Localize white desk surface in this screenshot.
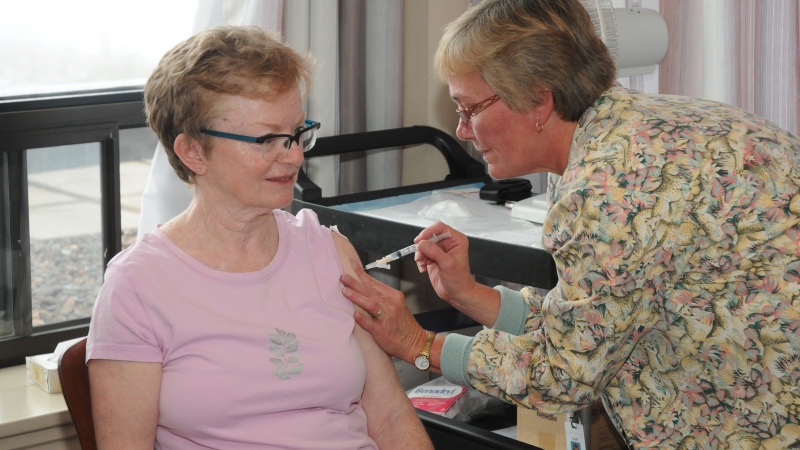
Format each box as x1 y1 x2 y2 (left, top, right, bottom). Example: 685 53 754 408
333 184 545 250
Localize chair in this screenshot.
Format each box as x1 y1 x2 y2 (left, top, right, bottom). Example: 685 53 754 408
57 337 97 450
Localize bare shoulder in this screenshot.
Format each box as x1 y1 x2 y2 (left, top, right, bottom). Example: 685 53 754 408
330 231 370 317
331 231 360 277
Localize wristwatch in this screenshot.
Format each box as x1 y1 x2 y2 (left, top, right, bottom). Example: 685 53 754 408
414 330 436 371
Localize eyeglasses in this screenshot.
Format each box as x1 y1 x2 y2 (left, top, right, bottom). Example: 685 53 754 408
456 95 500 125
200 119 321 158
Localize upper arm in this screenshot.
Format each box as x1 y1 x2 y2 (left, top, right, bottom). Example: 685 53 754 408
332 231 407 423
332 232 432 448
89 359 161 449
332 232 370 318
354 327 432 449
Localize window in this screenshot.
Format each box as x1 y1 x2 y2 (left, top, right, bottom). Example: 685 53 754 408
0 0 198 99
0 93 152 366
28 143 104 328
0 1 197 367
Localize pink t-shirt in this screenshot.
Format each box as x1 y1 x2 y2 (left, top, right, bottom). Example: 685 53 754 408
87 209 376 450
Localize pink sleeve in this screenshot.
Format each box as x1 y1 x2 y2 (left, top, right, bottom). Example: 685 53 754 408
86 265 164 364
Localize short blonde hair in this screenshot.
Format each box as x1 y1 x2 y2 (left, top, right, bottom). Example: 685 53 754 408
435 0 616 122
144 25 315 184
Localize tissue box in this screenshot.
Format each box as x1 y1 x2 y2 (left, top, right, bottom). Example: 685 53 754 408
26 353 62 393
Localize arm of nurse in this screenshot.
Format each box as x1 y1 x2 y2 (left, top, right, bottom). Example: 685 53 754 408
89 359 162 449
334 234 433 450
414 222 501 327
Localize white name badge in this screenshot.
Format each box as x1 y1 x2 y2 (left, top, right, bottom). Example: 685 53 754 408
564 414 587 450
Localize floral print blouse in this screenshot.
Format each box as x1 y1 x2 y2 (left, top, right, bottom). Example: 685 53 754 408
463 86 800 449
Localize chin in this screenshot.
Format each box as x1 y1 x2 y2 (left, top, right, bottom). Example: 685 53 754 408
487 165 513 180
274 193 294 211
488 162 532 180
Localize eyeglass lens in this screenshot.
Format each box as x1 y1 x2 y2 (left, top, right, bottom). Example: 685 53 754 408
266 125 318 157
457 95 499 124
284 128 317 151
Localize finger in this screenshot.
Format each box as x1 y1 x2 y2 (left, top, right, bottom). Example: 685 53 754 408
414 245 433 273
353 267 399 299
416 239 448 263
341 265 378 294
348 259 382 289
342 285 378 315
341 273 359 289
353 310 378 333
415 222 451 243
340 275 367 299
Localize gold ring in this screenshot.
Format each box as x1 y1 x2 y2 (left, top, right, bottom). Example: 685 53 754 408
373 307 383 318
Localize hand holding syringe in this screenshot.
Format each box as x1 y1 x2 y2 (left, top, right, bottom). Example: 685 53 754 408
364 230 452 270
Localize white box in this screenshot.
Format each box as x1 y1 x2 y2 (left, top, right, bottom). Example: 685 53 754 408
511 193 549 224
26 353 61 393
25 336 87 394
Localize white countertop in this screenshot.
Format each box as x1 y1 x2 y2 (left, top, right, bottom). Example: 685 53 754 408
0 364 73 438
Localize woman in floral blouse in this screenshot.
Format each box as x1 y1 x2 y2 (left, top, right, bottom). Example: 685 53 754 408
342 0 800 448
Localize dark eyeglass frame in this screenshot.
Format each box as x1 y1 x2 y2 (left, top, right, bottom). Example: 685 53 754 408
456 95 500 125
200 119 321 152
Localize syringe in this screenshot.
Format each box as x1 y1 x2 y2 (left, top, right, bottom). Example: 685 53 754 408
364 230 452 270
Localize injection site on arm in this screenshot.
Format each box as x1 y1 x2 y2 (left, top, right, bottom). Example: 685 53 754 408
365 231 451 270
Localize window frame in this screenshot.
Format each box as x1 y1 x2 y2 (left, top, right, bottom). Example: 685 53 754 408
0 89 146 368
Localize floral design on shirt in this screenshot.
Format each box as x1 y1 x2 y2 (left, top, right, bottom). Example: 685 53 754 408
465 86 800 449
268 328 304 380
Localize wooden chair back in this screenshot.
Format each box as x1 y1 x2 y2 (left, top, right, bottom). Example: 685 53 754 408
57 337 97 450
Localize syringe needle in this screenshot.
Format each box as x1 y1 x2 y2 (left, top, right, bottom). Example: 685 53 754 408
364 230 451 270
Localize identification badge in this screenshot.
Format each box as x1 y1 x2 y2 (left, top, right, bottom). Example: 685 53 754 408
564 412 587 450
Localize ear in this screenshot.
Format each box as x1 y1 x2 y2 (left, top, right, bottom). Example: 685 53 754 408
173 133 208 176
534 91 556 126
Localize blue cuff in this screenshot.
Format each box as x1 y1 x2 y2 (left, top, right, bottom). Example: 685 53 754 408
440 333 474 387
492 285 526 336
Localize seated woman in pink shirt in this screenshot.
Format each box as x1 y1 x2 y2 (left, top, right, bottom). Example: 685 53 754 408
86 25 432 450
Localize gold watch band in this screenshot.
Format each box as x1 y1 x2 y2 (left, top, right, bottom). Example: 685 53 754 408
419 330 435 358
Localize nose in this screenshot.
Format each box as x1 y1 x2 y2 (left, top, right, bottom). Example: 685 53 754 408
455 119 474 141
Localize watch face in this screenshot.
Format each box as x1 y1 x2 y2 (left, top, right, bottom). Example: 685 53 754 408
415 355 430 370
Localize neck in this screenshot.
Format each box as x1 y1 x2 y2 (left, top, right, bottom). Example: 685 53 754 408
187 199 275 246
543 118 578 175
162 193 280 272
557 120 578 174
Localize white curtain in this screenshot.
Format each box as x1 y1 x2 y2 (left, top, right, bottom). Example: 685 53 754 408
283 1 339 197
364 1 404 192
659 0 799 135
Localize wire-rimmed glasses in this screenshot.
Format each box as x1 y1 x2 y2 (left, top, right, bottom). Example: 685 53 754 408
200 119 321 158
456 95 500 125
